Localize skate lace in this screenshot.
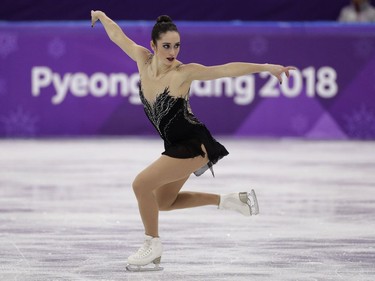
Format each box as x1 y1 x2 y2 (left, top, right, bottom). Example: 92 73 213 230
134 240 153 258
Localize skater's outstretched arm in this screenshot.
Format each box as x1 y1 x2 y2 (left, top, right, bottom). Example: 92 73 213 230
91 10 150 64
181 62 296 84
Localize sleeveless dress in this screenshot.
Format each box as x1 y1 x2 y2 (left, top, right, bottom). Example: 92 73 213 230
139 84 229 176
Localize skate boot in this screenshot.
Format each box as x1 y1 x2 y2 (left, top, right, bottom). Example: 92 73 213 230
219 189 259 216
126 235 163 272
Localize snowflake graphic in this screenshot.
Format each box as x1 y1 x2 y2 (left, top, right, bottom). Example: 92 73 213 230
48 37 66 59
0 32 18 58
1 107 39 138
344 105 375 139
249 36 268 56
0 78 6 96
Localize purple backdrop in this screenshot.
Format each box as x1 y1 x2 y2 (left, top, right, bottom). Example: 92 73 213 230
1 0 348 21
1 22 375 139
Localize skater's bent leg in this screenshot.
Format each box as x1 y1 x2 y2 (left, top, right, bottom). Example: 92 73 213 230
170 191 220 210
132 152 209 237
155 180 220 210
153 177 189 211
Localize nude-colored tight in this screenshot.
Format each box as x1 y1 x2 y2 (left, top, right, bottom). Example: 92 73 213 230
132 147 220 237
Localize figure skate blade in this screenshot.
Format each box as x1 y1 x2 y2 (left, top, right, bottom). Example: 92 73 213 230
126 260 164 272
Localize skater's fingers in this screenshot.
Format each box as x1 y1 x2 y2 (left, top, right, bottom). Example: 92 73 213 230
277 75 282 84
285 69 290 78
91 10 98 28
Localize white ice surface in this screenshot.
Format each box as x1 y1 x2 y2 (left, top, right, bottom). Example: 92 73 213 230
0 138 374 281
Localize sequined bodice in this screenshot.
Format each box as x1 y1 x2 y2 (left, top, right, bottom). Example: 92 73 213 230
138 83 229 177
139 86 203 145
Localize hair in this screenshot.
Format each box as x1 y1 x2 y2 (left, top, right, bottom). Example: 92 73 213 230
151 15 179 45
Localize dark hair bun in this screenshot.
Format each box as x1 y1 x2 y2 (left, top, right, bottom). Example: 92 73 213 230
151 15 178 43
156 15 173 24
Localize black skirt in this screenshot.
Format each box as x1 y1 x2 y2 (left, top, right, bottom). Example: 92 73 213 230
162 132 229 177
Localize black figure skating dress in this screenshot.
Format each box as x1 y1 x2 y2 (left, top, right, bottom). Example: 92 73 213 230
139 84 229 176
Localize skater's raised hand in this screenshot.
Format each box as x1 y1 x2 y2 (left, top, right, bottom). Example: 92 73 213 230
266 64 296 84
91 10 103 27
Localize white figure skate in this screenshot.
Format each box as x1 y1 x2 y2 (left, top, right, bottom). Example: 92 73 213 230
219 189 259 216
126 235 163 272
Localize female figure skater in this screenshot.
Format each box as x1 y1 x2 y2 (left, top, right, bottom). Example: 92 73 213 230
91 11 294 271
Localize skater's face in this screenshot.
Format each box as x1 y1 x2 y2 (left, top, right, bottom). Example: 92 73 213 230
151 31 180 66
